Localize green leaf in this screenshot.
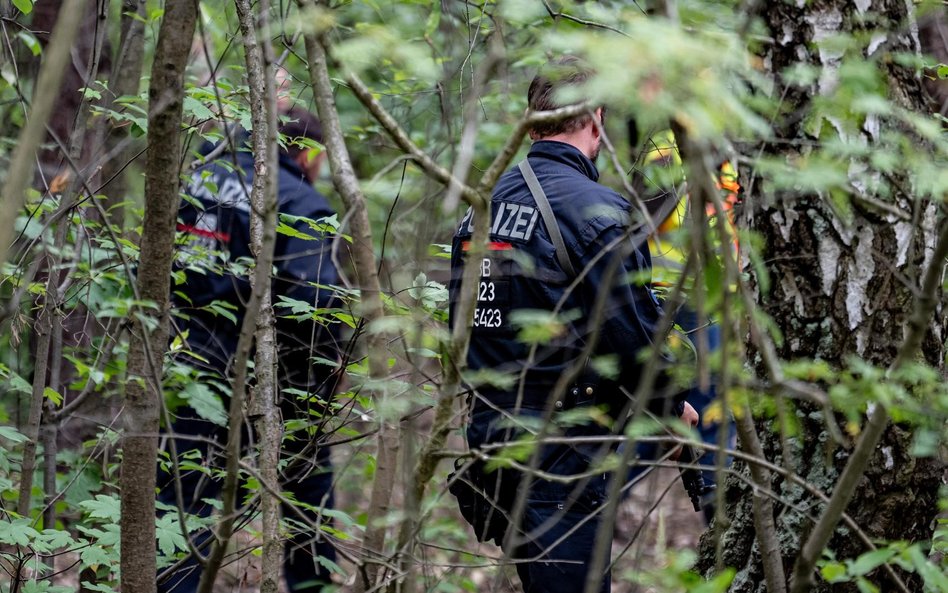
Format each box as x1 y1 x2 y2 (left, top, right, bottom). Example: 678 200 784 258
155 515 188 557
6 372 32 394
180 382 227 426
316 553 347 576
80 494 122 523
904 543 948 591
408 274 448 307
848 547 896 576
38 528 76 551
911 429 940 457
183 96 215 121
81 583 118 593
428 243 451 259
80 86 102 100
332 312 357 328
275 296 316 315
276 222 318 241
204 300 238 324
80 544 114 569
406 347 439 359
854 577 879 593
43 386 63 406
12 0 33 15
0 425 29 443
0 518 40 546
16 31 40 56
820 561 848 583
23 582 75 593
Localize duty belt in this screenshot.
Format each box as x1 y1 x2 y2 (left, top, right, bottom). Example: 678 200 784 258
469 380 605 413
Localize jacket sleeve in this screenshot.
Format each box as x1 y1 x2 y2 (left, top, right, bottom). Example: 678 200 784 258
576 219 687 416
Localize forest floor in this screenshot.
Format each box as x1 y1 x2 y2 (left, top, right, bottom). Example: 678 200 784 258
202 465 707 593
49 466 705 593
49 412 707 593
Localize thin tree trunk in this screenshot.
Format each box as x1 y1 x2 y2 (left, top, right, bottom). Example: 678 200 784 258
119 0 197 591
298 18 397 592
99 0 147 218
195 1 283 588
17 222 67 517
235 0 282 591
41 309 64 530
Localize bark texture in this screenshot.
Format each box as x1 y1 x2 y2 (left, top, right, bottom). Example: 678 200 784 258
119 0 197 591
236 0 282 590
697 2 947 592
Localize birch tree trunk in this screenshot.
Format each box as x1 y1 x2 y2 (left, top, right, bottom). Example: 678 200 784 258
697 2 947 592
234 0 282 590
119 1 197 590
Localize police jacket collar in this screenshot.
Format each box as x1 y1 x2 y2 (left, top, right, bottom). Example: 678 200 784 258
528 140 600 182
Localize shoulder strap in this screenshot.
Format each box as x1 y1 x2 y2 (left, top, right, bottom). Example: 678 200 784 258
518 159 577 278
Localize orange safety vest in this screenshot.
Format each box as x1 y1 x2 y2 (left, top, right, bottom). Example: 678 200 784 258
639 133 740 289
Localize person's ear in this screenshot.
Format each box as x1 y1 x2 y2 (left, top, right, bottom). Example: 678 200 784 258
296 148 326 183
294 150 310 173
590 108 603 138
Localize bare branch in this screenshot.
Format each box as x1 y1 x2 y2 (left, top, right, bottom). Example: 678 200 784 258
476 103 591 194
339 68 485 208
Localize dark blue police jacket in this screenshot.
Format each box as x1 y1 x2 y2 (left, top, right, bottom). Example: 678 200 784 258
172 147 339 381
449 140 674 413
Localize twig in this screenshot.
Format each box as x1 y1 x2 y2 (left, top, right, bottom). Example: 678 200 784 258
17 222 66 517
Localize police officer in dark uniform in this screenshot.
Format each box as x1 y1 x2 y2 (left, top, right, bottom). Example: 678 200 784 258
159 107 341 593
448 58 698 593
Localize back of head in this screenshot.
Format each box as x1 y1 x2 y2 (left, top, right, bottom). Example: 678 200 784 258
528 56 597 139
279 106 323 161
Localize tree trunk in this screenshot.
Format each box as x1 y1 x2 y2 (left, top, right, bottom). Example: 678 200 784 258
98 0 147 217
697 2 947 592
119 1 197 591
235 0 282 590
299 22 399 592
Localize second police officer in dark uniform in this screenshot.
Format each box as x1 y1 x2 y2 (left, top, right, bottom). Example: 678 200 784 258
448 58 699 593
160 107 341 593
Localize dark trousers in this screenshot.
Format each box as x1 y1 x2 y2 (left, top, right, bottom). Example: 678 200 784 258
467 407 611 593
156 402 336 593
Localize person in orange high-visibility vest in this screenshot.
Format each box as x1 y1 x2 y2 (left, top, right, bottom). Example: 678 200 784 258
628 124 739 523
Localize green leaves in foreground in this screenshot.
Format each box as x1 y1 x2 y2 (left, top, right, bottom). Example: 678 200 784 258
820 541 948 593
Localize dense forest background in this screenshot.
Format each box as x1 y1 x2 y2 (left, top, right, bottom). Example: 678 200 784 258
0 0 946 592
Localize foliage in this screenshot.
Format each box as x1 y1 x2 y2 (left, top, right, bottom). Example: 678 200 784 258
0 0 945 591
